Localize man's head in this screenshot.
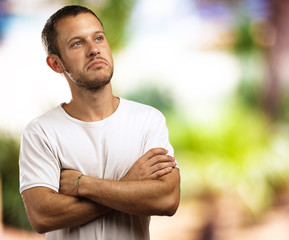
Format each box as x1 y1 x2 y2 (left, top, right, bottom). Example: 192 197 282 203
42 5 103 58
42 5 114 92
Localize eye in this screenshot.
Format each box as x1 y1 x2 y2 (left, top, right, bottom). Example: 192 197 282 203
71 41 82 47
96 36 104 42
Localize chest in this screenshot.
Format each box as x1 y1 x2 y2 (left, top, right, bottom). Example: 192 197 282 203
51 123 146 180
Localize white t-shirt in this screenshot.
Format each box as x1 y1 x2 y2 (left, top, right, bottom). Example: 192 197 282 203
19 98 175 240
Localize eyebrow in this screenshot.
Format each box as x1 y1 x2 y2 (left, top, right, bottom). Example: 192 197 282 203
66 31 105 45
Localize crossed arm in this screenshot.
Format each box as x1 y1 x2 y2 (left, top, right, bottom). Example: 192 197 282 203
21 148 180 233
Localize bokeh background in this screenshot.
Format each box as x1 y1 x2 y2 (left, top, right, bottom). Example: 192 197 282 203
1 0 289 239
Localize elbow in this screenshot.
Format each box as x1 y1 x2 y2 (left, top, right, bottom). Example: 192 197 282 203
163 198 180 216
33 225 47 234
160 168 181 216
29 214 51 234
157 186 181 216
158 193 180 217
28 220 45 234
25 207 55 233
32 216 58 234
165 204 178 217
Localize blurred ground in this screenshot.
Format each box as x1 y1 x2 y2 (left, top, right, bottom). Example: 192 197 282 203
150 200 198 240
2 197 289 240
151 195 289 240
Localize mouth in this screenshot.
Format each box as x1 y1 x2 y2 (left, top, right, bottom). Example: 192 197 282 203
87 58 108 70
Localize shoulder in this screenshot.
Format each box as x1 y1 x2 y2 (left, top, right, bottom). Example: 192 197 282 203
23 105 63 135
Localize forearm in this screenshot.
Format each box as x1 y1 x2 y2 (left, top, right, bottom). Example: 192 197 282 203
21 187 111 233
59 149 179 217
78 169 180 216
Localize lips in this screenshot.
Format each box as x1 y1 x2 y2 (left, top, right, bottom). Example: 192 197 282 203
87 58 108 70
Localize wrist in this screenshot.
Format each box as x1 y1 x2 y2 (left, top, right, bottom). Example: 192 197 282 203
78 175 96 199
76 173 85 197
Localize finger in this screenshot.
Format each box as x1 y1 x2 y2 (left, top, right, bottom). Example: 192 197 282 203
153 161 176 171
150 167 173 180
143 148 168 160
148 154 175 167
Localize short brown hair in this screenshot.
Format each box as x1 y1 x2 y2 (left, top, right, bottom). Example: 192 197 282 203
41 5 103 57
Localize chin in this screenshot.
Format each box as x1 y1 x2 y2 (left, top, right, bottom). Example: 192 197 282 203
84 79 111 92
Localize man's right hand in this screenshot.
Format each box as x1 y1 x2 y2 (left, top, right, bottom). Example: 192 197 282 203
122 148 176 181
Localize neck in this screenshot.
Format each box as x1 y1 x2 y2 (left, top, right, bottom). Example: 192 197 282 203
63 83 119 122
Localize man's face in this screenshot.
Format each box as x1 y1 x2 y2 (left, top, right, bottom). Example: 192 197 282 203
55 13 114 91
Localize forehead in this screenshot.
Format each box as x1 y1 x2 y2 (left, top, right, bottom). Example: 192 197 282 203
56 13 103 43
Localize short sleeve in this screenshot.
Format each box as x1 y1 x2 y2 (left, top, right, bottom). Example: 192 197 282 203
19 130 61 193
143 110 178 168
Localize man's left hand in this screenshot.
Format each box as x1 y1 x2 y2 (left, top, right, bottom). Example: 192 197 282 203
59 169 84 197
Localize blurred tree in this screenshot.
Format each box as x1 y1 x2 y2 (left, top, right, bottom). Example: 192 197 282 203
0 134 32 230
226 0 289 121
195 0 289 121
64 0 136 51
125 84 176 114
179 2 289 237
265 0 289 120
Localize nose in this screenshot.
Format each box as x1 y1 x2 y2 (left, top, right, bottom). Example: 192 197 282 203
87 41 100 58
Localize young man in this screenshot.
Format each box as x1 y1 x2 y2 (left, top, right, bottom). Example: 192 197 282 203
19 5 180 240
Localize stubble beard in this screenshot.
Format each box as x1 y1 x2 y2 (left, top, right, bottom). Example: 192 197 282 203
64 62 114 92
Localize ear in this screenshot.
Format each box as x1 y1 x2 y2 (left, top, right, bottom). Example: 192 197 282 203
46 55 65 73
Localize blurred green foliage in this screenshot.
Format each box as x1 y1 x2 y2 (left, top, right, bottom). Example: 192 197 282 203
231 20 265 111
0 134 32 229
169 102 289 216
233 19 257 54
127 85 289 217
280 93 289 121
126 84 176 114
